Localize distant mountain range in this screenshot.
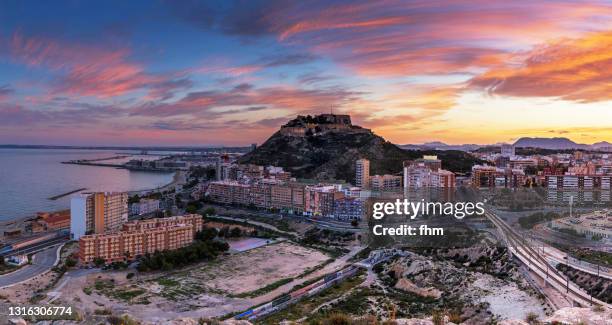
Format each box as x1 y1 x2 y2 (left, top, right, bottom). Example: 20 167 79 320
400 142 482 151
513 137 612 150
401 138 612 151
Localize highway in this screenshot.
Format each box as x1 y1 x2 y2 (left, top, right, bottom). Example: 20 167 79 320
484 209 610 309
0 244 61 288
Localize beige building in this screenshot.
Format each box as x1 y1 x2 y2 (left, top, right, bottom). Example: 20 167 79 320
207 180 306 213
71 192 128 239
71 192 128 237
79 214 202 264
356 158 370 189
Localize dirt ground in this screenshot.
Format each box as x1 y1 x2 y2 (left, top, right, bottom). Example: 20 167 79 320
47 241 335 322
169 241 329 295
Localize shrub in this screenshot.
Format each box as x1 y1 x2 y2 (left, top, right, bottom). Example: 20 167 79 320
526 312 539 324
321 312 353 325
432 311 443 325
65 258 77 268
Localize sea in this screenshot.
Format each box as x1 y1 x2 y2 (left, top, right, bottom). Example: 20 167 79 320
0 148 175 221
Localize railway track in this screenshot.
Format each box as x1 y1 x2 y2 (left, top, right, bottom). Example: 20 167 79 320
485 210 610 309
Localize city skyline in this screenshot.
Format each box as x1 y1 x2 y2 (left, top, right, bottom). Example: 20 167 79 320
2 1 612 146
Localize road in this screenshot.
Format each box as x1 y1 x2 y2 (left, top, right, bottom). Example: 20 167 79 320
0 244 61 288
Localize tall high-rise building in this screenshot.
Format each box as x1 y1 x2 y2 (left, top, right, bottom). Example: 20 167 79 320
70 195 87 240
355 158 370 188
70 192 128 240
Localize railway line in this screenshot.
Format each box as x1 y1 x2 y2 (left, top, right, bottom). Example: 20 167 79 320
234 266 359 321
484 209 610 309
234 249 401 321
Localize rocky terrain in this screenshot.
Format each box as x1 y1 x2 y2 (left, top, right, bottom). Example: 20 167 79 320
89 306 609 324
556 264 612 303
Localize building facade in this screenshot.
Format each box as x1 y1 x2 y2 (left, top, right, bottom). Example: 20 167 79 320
71 192 128 240
471 165 525 188
78 215 202 264
404 160 456 189
356 158 370 189
332 197 365 221
129 198 160 216
370 174 402 191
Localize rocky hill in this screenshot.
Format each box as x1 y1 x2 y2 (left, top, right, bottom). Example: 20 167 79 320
239 115 482 181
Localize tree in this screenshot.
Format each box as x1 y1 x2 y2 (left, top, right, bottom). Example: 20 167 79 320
203 207 216 216
230 227 242 237
195 227 218 241
65 258 77 268
128 195 140 204
350 219 359 227
185 204 198 214
218 226 230 238
93 257 105 267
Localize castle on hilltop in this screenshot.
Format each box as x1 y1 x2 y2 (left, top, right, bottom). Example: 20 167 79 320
280 114 369 137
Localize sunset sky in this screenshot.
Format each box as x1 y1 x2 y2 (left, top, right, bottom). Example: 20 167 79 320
2 0 612 146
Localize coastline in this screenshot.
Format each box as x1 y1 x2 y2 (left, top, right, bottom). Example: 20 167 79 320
128 170 185 196
0 171 181 238
0 165 179 229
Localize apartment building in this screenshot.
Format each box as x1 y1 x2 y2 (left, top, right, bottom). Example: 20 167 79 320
471 165 525 188
332 197 365 221
404 161 456 189
304 185 344 217
355 158 370 188
270 183 305 213
545 174 612 189
509 158 537 170
122 214 203 235
417 155 442 171
370 174 402 191
431 169 456 188
207 179 367 220
79 215 200 264
129 198 160 216
207 180 306 213
70 192 128 240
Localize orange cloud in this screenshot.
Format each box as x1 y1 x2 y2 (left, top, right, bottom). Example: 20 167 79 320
470 31 612 102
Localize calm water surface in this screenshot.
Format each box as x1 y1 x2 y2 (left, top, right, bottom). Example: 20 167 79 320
0 148 174 221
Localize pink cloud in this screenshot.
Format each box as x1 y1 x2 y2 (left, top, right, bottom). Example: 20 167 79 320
258 1 612 77
8 32 188 99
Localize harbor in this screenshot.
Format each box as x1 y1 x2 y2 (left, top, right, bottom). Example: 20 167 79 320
47 188 87 200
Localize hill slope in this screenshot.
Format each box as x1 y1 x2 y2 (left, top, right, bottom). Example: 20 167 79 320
239 116 482 181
